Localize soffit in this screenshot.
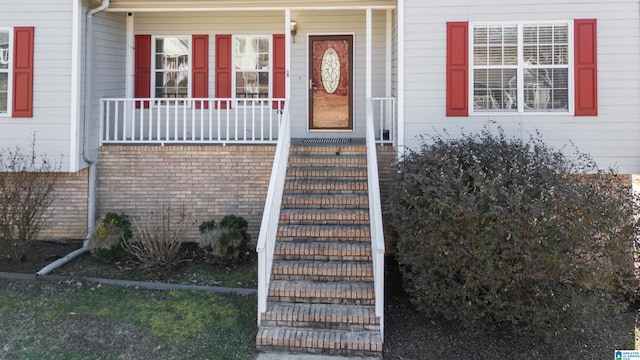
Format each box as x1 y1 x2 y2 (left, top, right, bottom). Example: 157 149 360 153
100 0 396 12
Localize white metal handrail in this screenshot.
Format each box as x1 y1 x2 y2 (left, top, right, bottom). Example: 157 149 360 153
366 98 386 339
256 100 291 325
100 98 286 145
372 97 396 146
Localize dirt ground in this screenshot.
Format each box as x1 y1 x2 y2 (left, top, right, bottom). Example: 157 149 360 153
0 240 636 359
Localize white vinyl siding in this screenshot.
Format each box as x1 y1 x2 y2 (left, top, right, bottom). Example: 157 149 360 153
402 0 640 174
0 0 74 171
91 11 127 163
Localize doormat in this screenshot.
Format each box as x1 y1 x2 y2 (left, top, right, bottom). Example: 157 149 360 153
302 138 352 144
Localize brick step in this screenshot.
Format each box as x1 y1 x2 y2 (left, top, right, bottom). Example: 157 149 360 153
273 241 372 261
290 145 367 157
267 280 375 305
277 224 371 242
281 194 369 209
284 180 368 194
286 167 368 181
280 208 370 225
288 154 367 168
261 302 379 330
271 260 374 282
256 326 382 357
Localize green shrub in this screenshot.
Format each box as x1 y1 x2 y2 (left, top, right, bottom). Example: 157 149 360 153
90 212 132 262
389 127 638 332
197 215 250 265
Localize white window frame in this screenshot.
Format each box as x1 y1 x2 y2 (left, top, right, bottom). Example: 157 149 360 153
469 21 574 116
232 35 272 106
0 27 13 116
151 35 191 102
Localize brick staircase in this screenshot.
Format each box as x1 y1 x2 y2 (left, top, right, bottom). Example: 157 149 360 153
256 143 383 357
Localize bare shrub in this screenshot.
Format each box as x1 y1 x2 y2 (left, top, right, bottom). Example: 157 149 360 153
125 205 188 267
0 137 61 261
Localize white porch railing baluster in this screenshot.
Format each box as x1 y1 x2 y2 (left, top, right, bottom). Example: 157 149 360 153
207 100 215 141
199 100 204 141
114 101 119 141
136 100 144 140
181 101 186 141
148 101 153 141
226 101 230 142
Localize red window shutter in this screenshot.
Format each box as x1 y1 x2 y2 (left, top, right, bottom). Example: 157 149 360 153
574 19 597 116
12 27 34 118
272 34 285 110
134 35 151 109
215 34 232 109
192 34 209 109
446 22 468 117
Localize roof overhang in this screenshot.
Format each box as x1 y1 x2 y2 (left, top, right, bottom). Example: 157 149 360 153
97 0 396 12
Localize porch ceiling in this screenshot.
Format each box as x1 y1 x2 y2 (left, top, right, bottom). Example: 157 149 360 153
100 0 396 12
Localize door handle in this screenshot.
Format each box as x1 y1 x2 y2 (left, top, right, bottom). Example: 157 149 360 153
309 79 317 90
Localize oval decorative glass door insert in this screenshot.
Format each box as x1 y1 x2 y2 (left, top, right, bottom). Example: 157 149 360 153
321 47 340 94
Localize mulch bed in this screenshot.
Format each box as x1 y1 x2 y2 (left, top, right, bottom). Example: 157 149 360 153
0 240 84 274
0 240 255 288
0 240 636 359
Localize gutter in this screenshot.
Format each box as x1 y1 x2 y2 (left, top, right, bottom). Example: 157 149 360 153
37 0 111 276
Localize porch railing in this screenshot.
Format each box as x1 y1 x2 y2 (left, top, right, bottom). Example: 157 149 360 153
366 98 386 339
100 98 286 145
256 100 291 325
372 97 396 146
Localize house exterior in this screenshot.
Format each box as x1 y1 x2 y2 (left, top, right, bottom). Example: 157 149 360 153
1 0 639 238
1 0 639 355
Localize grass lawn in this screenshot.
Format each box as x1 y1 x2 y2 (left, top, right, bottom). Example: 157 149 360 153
0 279 258 360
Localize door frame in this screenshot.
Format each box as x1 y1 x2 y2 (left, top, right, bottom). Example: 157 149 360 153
307 34 354 132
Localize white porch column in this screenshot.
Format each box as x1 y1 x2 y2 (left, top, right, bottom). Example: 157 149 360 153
125 13 134 99
70 0 81 171
366 8 372 100
397 0 405 158
285 9 292 100
385 9 392 99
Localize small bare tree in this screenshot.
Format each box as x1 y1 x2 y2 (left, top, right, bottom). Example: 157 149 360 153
0 137 61 261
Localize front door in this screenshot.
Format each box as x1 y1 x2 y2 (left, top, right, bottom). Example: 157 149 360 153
308 35 353 131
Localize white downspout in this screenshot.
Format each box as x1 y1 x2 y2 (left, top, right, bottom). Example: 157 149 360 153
37 0 110 276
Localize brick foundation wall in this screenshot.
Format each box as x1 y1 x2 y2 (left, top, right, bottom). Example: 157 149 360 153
97 145 276 243
39 169 89 240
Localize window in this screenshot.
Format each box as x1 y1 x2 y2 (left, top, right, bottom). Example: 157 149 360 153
135 34 207 108
471 22 571 113
234 36 270 99
153 37 190 99
0 30 10 114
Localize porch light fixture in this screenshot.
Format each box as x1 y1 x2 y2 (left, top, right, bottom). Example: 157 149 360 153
290 21 297 43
